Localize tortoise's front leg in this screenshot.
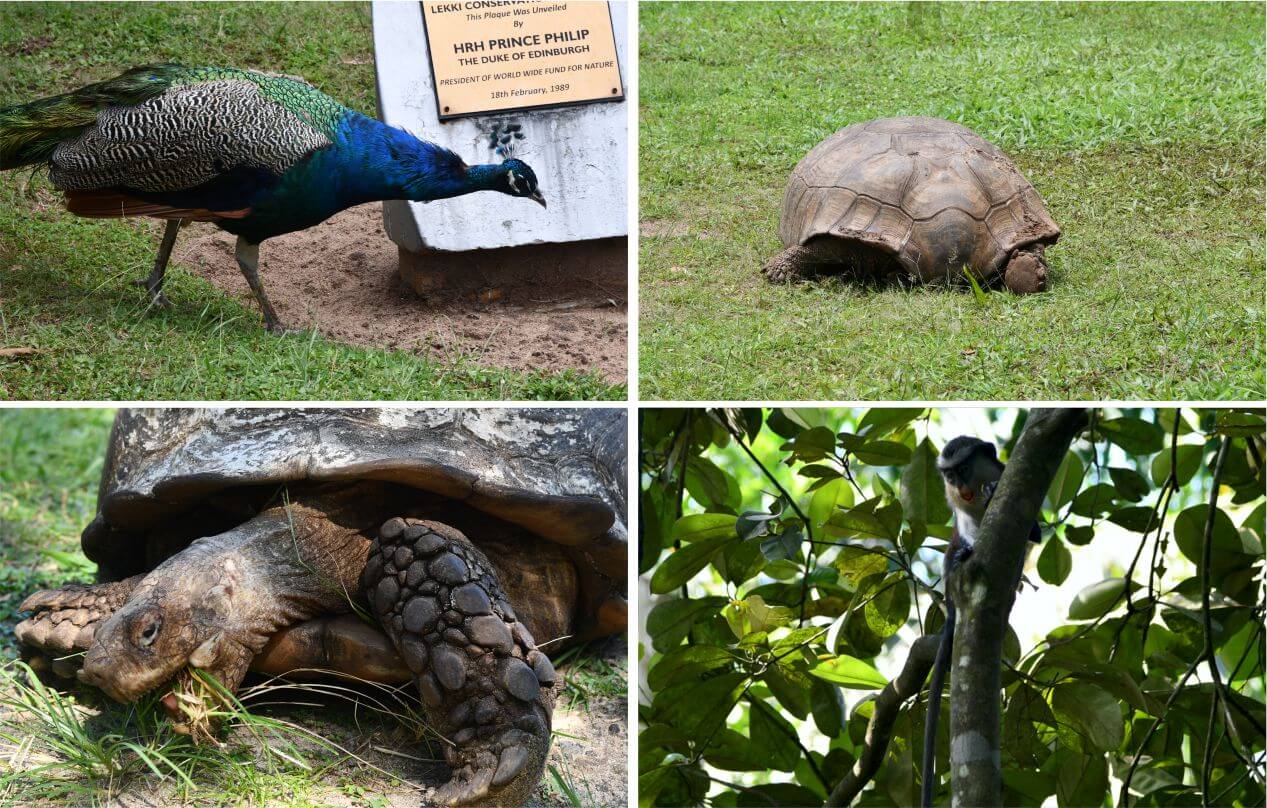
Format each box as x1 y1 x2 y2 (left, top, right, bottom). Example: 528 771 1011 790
762 243 840 284
15 576 144 677
363 518 556 807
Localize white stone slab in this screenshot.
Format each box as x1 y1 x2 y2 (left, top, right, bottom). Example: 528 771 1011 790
372 0 628 252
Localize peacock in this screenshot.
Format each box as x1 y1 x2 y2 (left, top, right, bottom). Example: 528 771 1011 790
0 65 547 331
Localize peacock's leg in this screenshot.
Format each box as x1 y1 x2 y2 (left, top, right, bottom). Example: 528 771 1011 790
233 237 287 332
137 218 183 308
363 518 556 807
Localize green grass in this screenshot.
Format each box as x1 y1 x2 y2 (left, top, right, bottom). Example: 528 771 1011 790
0 409 111 658
0 2 622 401
639 1 1265 400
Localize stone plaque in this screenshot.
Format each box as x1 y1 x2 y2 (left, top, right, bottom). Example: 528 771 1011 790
421 1 624 120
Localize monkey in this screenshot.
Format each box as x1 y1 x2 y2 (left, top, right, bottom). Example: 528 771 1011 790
920 436 1041 808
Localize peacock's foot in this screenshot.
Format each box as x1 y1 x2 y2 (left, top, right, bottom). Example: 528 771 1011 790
15 576 143 679
363 518 556 807
133 277 172 309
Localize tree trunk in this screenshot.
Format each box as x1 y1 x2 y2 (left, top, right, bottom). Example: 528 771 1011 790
948 408 1087 807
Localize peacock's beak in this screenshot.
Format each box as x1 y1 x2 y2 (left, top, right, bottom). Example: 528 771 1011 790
530 191 547 208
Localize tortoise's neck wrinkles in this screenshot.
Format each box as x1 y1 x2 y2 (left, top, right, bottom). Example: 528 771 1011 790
175 494 373 647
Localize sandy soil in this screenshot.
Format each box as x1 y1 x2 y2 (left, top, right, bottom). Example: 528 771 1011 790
172 204 627 383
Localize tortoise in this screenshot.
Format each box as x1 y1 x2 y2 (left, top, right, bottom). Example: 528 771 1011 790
762 116 1060 293
14 407 627 807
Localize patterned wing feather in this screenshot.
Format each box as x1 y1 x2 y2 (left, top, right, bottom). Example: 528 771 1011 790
49 79 333 194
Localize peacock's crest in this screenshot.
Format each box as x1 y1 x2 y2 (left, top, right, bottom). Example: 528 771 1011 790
487 122 525 160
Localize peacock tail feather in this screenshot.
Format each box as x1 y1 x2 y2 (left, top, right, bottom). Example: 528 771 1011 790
0 64 350 189
0 65 173 169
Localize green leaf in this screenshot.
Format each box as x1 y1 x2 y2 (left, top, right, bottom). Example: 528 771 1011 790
735 510 776 540
1108 506 1160 533
1099 417 1165 455
1037 536 1073 585
852 440 912 466
810 477 851 528
1071 483 1118 517
671 512 736 543
857 407 922 438
1050 683 1123 752
715 537 766 584
781 426 837 462
902 438 952 527
831 545 888 590
762 662 811 719
686 456 739 510
766 409 805 439
653 670 748 739
759 527 801 562
646 596 728 652
810 677 845 737
724 595 793 639
648 645 735 691
703 728 770 771
1068 578 1134 620
1056 751 1109 807
749 698 800 772
862 574 910 638
1174 504 1244 573
1047 450 1084 511
808 655 887 689
1108 466 1151 502
1064 524 1095 546
826 501 898 541
1214 410 1266 438
1150 443 1203 486
650 534 732 594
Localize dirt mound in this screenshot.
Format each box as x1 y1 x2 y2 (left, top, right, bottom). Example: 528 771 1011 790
174 204 627 383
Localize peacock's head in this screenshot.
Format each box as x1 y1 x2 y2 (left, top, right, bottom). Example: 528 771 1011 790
494 158 546 208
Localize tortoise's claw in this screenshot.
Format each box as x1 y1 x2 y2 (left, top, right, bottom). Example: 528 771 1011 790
365 517 556 807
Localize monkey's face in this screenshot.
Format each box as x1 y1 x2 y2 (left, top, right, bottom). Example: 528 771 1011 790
938 442 1003 521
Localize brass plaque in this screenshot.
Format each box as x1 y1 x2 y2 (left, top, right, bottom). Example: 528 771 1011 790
421 1 624 120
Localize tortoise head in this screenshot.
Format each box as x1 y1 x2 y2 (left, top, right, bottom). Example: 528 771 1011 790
79 557 240 703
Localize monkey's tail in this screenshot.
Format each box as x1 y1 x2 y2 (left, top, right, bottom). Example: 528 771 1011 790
921 601 955 808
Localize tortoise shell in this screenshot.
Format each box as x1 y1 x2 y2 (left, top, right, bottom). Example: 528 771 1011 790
81 408 627 642
778 116 1060 283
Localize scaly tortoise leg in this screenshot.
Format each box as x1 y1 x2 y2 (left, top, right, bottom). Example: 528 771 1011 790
761 243 841 284
363 518 556 807
15 575 145 678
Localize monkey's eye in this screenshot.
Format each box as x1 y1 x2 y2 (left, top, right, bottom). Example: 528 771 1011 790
138 615 163 647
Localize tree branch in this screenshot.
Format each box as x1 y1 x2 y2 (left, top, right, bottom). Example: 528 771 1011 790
947 408 1088 808
824 634 941 807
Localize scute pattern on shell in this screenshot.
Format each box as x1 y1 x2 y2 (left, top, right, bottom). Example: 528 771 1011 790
778 116 1059 282
363 518 554 806
49 80 332 193
86 408 626 586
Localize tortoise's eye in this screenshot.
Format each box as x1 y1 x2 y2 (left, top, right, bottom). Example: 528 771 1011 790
138 615 163 647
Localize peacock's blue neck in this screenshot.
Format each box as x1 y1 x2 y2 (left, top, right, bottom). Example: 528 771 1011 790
325 112 511 204
462 163 505 194
230 111 508 241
